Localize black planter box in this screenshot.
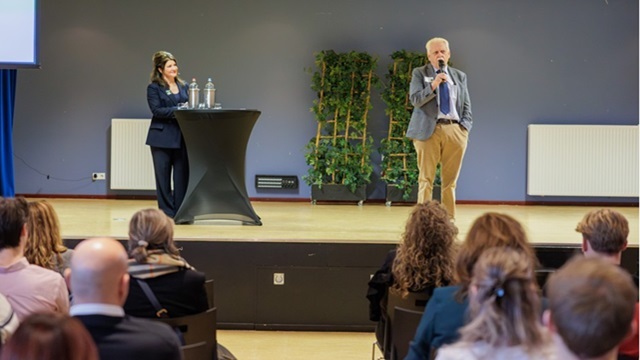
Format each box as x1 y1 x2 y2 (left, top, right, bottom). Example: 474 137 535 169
311 184 366 204
385 184 441 206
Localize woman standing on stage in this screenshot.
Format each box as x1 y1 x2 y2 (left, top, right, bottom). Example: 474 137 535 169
146 51 189 218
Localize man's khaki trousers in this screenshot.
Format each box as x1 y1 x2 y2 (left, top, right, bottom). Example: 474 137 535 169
413 123 468 219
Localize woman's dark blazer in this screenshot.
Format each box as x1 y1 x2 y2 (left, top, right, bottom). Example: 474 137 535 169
146 81 188 149
124 268 209 318
405 285 468 360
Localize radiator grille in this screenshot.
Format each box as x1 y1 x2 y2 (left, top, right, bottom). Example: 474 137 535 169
110 119 155 190
527 125 638 197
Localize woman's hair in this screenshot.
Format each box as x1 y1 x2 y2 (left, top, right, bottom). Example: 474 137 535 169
24 200 67 271
455 212 537 297
0 312 98 360
458 247 545 349
149 50 185 87
128 208 179 263
391 201 457 297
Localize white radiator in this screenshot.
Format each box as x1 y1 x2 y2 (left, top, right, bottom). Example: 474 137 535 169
110 119 155 190
527 124 639 197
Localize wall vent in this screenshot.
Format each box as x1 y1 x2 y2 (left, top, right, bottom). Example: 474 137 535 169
255 175 299 189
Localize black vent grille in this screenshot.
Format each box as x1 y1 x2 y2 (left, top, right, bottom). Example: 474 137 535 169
255 175 299 189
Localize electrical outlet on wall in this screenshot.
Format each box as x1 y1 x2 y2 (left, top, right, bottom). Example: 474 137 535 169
92 172 106 181
273 273 285 285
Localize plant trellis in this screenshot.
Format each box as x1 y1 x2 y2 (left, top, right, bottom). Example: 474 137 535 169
304 50 378 193
380 50 430 200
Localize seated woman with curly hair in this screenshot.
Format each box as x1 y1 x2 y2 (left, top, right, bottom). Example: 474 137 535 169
24 200 73 276
406 212 540 360
367 201 457 349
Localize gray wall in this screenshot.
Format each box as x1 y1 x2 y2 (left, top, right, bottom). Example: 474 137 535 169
13 0 638 202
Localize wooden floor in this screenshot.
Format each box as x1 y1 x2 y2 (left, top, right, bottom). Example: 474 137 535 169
38 198 639 246
217 330 375 360
33 198 638 359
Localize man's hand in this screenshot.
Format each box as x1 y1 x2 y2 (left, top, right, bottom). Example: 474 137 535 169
431 72 448 90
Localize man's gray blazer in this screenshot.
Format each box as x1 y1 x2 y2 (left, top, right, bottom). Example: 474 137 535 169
405 64 472 141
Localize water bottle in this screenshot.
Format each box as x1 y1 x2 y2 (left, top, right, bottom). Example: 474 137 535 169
188 78 199 109
203 78 216 109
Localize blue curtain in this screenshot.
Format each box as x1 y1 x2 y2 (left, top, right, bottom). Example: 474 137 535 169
0 69 17 197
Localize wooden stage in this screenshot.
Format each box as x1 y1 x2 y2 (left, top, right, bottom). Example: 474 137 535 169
41 198 639 246
40 198 638 330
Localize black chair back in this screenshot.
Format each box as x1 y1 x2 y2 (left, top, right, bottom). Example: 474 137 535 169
391 307 424 360
158 307 218 360
386 290 431 323
384 290 432 360
205 279 215 309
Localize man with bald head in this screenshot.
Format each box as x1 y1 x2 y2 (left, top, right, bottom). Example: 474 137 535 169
67 237 182 359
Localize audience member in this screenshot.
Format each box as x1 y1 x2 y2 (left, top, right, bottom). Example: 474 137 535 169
576 209 638 360
405 212 539 359
0 197 69 320
367 201 456 347
576 208 632 268
24 200 73 276
0 312 98 360
124 208 208 318
0 293 19 345
436 247 554 359
67 237 182 360
544 256 636 360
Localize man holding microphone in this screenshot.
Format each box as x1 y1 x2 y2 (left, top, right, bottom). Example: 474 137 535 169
406 37 472 220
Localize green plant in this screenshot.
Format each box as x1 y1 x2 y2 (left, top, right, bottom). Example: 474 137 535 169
380 50 441 200
304 50 379 194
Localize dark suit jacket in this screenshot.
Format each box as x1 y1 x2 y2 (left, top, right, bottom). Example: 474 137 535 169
146 81 189 149
406 64 472 141
405 285 468 360
75 314 182 360
367 249 396 322
124 269 209 318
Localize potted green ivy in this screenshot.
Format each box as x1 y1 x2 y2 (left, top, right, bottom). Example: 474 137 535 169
304 50 378 204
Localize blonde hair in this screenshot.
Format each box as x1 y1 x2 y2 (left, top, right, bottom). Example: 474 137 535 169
391 201 456 297
459 247 545 349
24 200 67 270
128 208 179 263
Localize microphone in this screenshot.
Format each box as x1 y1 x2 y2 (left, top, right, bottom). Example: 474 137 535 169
438 59 445 72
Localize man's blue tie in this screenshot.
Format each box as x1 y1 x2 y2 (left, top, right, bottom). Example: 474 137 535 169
438 71 450 115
